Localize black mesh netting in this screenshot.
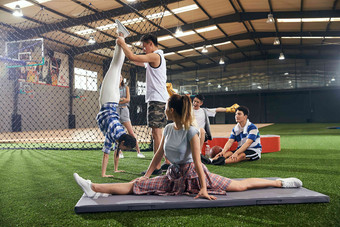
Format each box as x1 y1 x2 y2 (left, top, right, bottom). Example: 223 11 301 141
0 0 171 150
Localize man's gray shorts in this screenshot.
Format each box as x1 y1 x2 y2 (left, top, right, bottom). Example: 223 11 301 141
118 107 130 123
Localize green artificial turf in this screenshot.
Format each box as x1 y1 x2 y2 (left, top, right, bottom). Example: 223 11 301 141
0 123 340 226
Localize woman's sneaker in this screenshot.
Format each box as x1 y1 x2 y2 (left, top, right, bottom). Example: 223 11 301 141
211 157 226 165
279 178 303 188
137 153 145 158
115 19 130 38
73 173 96 197
161 163 170 171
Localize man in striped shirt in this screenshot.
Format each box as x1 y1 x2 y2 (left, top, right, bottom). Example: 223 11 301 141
206 106 262 165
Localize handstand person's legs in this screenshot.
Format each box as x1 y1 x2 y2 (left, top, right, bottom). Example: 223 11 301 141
99 43 125 106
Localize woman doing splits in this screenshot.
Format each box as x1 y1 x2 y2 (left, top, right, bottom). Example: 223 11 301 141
76 94 302 199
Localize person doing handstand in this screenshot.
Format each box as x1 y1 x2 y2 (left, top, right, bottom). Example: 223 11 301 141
96 20 136 177
75 95 302 199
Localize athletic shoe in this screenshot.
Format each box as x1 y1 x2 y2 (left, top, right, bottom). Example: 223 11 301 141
140 168 162 176
115 19 130 38
119 153 124 159
93 192 110 199
160 163 170 171
73 173 96 198
200 154 212 164
137 153 145 158
279 178 303 188
212 157 226 165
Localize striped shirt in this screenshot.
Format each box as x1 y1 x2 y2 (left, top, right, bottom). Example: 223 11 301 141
229 119 262 158
96 102 126 154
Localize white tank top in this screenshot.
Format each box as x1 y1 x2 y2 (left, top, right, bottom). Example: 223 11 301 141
144 49 169 103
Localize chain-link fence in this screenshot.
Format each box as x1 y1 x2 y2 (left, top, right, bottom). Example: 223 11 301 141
0 0 170 150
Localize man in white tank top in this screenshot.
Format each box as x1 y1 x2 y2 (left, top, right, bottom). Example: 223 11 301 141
117 34 169 175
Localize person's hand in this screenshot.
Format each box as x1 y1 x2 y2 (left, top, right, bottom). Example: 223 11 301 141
132 176 149 183
114 170 125 173
102 174 114 178
195 188 217 200
228 153 238 161
216 152 224 158
116 36 125 46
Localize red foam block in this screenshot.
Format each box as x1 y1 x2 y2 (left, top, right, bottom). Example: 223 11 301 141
202 135 280 155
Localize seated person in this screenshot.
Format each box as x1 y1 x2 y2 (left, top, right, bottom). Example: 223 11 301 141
202 106 261 165
74 95 302 200
192 94 239 150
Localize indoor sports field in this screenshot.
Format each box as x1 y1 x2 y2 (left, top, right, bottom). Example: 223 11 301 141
1 124 340 226
1 0 340 226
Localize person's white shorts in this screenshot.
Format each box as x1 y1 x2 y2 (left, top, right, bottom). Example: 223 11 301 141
118 107 130 123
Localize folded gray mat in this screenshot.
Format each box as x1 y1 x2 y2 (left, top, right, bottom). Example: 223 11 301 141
74 178 329 213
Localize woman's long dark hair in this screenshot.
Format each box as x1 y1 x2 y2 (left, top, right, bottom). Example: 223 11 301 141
168 94 194 130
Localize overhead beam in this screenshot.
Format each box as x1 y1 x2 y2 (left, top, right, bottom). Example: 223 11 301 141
168 53 340 74
164 31 340 54
167 44 340 66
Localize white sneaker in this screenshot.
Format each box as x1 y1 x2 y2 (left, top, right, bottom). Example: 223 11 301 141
279 178 303 188
119 153 124 159
115 19 130 38
93 192 110 199
73 173 96 197
137 153 145 158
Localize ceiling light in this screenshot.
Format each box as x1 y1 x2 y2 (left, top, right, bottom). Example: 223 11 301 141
266 13 274 23
175 26 183 35
217 84 221 88
88 36 96 44
219 58 225 65
178 49 194 54
13 5 23 17
279 52 285 60
163 52 175 56
202 45 208 53
5 0 51 9
127 0 136 2
172 4 199 14
213 41 231 47
331 78 335 81
208 82 211 85
195 78 199 82
175 30 195 38
273 37 280 45
225 86 228 91
277 18 340 23
195 25 218 33
284 72 289 75
282 36 340 39
288 80 292 84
